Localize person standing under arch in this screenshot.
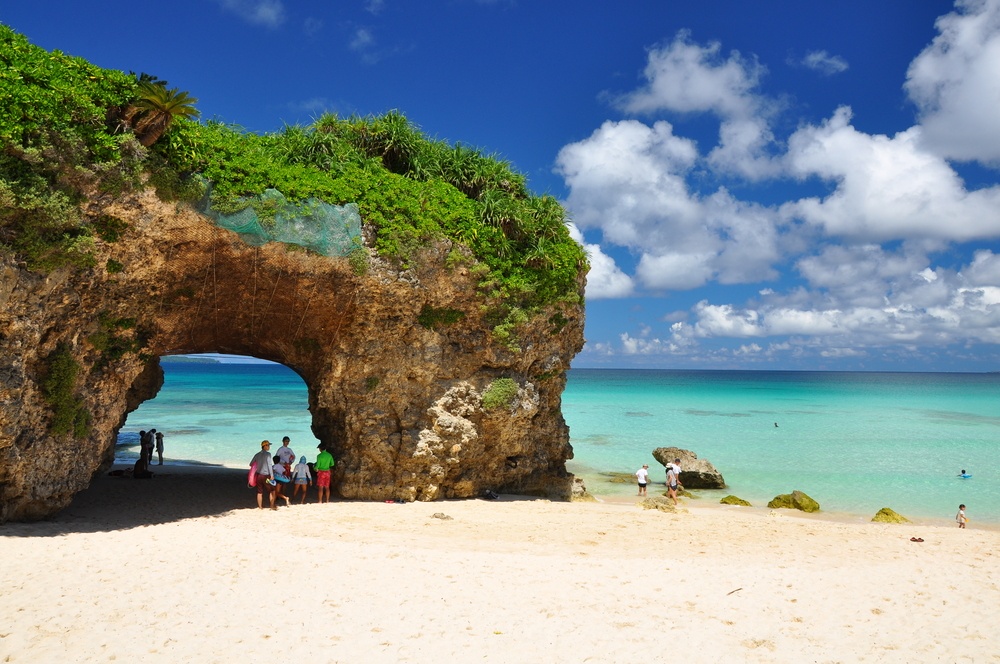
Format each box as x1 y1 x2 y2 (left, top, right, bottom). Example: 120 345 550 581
251 440 277 510
315 444 335 504
276 436 295 467
292 455 312 504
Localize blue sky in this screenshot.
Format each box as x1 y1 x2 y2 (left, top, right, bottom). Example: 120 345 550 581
4 1 1000 371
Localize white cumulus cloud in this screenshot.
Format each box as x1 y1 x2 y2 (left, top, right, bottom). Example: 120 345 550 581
905 0 1000 164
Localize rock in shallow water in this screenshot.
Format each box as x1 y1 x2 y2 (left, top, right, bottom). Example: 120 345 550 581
651 446 726 489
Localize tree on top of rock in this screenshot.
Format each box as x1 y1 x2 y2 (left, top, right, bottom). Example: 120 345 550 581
131 80 199 147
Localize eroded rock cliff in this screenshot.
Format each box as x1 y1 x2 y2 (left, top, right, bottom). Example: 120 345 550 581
0 189 585 521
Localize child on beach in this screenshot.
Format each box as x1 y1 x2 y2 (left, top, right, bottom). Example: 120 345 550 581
272 456 292 507
292 455 312 504
957 504 968 528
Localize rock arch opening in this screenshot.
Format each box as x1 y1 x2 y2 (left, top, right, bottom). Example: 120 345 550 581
118 354 322 473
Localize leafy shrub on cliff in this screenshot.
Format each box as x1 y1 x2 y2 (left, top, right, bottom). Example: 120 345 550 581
0 24 141 270
155 112 586 312
40 343 91 437
89 312 148 367
0 25 587 318
481 378 519 411
417 305 465 330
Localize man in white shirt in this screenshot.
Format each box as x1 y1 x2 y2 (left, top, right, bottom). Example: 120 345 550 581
635 464 650 496
275 436 295 467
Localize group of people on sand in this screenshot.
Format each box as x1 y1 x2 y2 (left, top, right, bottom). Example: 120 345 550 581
250 437 336 510
635 458 684 505
132 428 164 479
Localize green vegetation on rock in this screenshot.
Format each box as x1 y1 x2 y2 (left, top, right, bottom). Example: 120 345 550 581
417 305 465 330
767 490 820 513
0 25 141 271
601 471 638 484
89 311 148 367
40 343 90 437
481 377 519 411
720 495 752 506
0 24 587 326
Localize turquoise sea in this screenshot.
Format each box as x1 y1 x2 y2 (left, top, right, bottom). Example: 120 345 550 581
119 362 1000 525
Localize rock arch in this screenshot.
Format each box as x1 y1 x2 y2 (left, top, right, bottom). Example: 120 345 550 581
0 190 584 522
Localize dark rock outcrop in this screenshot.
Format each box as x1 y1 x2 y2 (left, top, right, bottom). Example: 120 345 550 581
767 490 820 513
0 189 585 522
651 446 726 489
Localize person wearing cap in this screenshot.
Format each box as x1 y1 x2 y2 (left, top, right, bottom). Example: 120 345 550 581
635 464 650 496
314 444 335 504
251 440 277 510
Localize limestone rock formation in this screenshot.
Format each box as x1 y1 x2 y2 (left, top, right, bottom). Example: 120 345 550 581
0 189 585 522
570 477 596 503
871 507 910 524
651 446 726 489
767 490 820 513
640 496 679 512
720 495 752 507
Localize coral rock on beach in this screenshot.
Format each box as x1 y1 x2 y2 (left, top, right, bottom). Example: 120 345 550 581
871 507 910 523
767 490 820 513
571 477 597 502
720 495 752 507
640 496 679 512
651 447 726 489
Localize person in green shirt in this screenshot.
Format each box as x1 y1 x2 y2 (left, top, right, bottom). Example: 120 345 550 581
315 445 335 504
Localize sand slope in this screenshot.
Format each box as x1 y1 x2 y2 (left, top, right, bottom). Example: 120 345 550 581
1 467 997 663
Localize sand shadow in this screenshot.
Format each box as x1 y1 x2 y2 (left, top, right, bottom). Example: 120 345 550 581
1 461 555 537
1 463 257 537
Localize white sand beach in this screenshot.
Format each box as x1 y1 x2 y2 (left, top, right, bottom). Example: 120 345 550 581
2 465 998 663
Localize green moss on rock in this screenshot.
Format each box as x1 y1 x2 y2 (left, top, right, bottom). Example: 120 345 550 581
720 495 752 507
871 507 910 523
767 490 820 513
40 343 90 437
601 472 638 484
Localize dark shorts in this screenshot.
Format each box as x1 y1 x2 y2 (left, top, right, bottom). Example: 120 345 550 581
668 483 678 491
638 482 647 488
316 470 331 488
256 474 274 495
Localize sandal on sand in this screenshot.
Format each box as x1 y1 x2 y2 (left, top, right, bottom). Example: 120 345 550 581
910 537 924 542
